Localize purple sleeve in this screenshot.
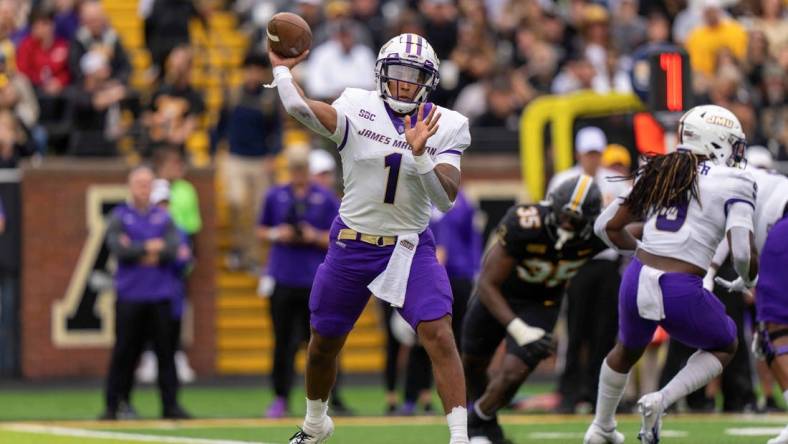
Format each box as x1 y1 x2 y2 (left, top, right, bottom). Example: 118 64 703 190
259 191 277 227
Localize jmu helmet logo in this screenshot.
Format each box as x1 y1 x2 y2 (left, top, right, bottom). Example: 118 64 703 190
705 115 735 128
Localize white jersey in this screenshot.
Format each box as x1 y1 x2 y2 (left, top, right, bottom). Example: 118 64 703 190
328 88 470 236
641 162 756 270
749 168 788 251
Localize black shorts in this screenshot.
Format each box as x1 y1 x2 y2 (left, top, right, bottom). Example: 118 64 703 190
461 296 560 369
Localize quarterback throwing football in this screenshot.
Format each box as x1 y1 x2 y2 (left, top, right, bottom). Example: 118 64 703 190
269 33 471 444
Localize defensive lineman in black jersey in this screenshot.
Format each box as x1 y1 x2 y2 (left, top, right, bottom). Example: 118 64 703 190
462 175 607 444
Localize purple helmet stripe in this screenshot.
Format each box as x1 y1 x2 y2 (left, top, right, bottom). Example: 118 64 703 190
415 35 423 56
405 34 412 55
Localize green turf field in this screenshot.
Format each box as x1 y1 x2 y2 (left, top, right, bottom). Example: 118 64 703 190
0 384 785 443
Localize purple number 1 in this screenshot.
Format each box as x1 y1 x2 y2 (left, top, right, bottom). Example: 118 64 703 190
655 201 689 232
383 153 402 204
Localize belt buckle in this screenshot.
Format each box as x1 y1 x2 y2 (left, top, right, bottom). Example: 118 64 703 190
376 236 386 247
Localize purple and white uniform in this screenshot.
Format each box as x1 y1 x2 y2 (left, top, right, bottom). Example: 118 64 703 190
749 168 788 324
310 88 471 337
617 162 756 350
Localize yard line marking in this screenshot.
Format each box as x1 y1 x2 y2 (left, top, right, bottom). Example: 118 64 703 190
0 423 276 444
528 430 688 439
725 427 786 436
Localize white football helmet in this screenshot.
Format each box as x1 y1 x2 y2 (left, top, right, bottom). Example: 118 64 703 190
375 33 440 114
677 104 747 167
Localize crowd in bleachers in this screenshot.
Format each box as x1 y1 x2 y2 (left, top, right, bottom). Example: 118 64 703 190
0 0 782 168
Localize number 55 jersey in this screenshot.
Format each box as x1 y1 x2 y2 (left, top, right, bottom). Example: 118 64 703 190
640 161 756 270
327 88 471 236
496 203 608 303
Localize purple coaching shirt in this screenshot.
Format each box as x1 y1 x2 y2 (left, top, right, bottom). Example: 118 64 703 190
429 190 481 280
259 183 340 288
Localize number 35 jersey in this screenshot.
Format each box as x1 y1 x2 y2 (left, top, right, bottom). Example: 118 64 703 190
496 204 608 302
640 162 756 270
327 88 471 236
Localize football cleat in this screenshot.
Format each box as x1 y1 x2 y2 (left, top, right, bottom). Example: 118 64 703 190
637 392 665 444
289 416 334 444
584 422 625 444
767 425 788 444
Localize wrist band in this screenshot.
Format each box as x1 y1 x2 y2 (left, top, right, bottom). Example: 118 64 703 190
413 152 435 175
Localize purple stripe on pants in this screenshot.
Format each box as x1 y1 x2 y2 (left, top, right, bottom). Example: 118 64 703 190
618 258 736 351
309 216 453 337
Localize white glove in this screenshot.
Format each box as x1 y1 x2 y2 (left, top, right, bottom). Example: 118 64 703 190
702 271 716 292
257 275 275 298
506 318 546 346
714 276 756 298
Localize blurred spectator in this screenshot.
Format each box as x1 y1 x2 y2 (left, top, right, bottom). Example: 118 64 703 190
63 50 127 156
101 166 190 421
309 148 338 192
69 0 132 85
212 52 281 270
0 51 39 133
751 0 787 58
257 147 339 418
611 0 647 56
143 45 205 156
579 4 631 93
135 178 197 386
0 0 27 48
472 73 521 130
758 62 787 156
684 0 748 77
312 0 373 49
144 0 208 73
352 0 386 50
0 109 32 167
645 11 671 45
53 0 79 41
551 52 596 94
17 8 71 95
304 20 375 101
154 147 202 239
0 0 18 71
444 21 495 105
601 143 633 176
420 0 458 60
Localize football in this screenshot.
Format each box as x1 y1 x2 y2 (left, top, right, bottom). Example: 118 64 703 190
267 12 312 58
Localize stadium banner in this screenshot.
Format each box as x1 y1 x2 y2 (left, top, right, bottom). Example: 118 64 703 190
20 159 216 379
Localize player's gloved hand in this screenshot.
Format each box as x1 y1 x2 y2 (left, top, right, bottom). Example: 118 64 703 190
527 333 556 356
714 276 756 298
506 318 546 347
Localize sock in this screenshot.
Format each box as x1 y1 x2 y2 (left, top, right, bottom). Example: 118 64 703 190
447 406 469 444
659 351 722 409
303 398 328 431
593 359 630 429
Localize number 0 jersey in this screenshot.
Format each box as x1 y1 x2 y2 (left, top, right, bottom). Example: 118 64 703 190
640 162 756 270
328 88 471 236
496 204 608 302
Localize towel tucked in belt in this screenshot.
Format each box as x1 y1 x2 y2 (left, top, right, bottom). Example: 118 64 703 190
638 264 666 321
368 233 420 308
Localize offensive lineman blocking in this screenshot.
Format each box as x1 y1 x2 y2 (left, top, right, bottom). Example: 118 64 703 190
269 34 471 444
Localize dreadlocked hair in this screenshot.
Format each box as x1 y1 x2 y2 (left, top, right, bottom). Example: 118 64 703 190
624 151 702 220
